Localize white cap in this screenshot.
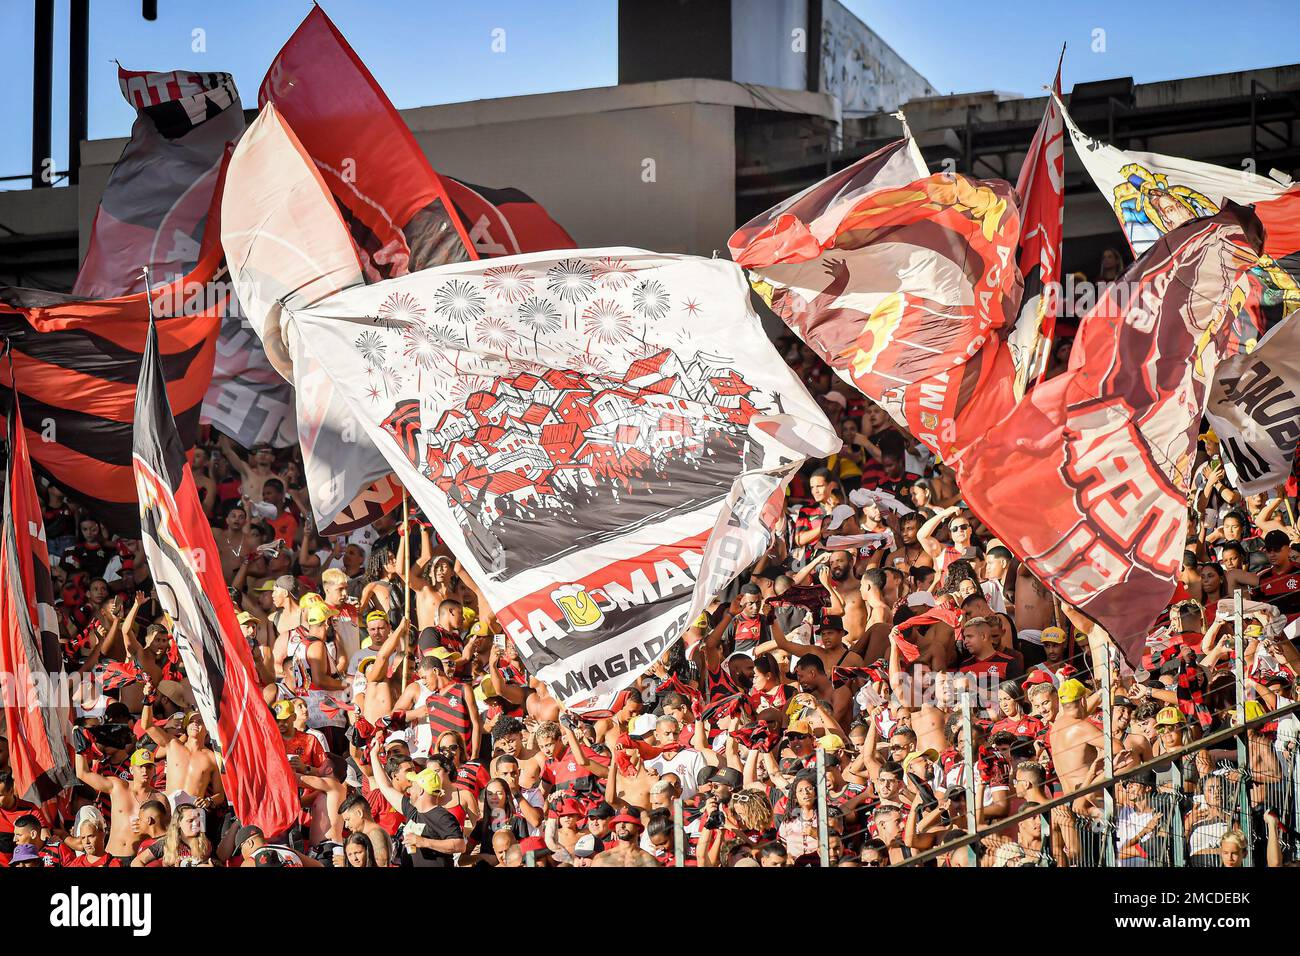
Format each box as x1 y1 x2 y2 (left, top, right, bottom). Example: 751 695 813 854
826 504 857 532
629 713 658 738
74 805 106 834
822 391 847 408
906 592 937 609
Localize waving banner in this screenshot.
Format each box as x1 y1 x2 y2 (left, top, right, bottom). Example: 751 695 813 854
952 204 1265 664
1 395 75 803
733 169 1023 460
72 67 296 450
223 106 837 706
1007 58 1065 397
1207 316 1300 495
1059 93 1299 337
133 316 298 838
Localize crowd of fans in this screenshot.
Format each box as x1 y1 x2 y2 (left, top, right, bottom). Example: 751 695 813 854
3 311 1299 869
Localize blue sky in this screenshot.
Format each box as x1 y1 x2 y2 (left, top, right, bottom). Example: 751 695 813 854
1 0 1296 185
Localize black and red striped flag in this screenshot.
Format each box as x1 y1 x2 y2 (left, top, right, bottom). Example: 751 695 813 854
132 310 298 839
1 379 75 802
0 172 228 536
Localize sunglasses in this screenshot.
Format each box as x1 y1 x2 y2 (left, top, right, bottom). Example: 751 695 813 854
786 733 810 741
950 524 971 532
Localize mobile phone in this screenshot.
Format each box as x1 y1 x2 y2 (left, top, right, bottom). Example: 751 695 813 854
493 634 506 649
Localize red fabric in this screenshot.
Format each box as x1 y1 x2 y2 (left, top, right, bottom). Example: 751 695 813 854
260 6 476 279
0 401 75 802
953 204 1265 665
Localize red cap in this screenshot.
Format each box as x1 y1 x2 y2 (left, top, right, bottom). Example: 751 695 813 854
610 813 644 830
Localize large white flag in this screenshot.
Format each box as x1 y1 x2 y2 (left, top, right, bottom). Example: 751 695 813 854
224 106 838 707
1057 92 1291 257
1207 316 1300 495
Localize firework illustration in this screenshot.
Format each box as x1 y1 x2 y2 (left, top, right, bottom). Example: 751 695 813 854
376 291 425 328
632 278 671 341
401 323 445 388
506 358 551 377
426 324 465 374
364 382 382 403
592 255 638 290
582 298 633 350
516 295 562 354
380 365 404 399
545 258 597 332
433 279 487 347
355 330 387 369
449 374 493 406
681 297 703 319
566 351 610 376
476 313 519 359
483 264 533 304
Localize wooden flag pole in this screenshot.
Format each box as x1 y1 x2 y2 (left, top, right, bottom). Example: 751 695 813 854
402 488 411 689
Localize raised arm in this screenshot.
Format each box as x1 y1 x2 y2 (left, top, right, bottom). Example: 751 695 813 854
918 505 960 560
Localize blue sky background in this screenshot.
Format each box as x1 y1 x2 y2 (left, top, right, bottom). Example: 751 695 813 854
1 0 1296 185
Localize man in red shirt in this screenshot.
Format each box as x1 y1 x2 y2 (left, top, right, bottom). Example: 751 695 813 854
64 807 119 867
0 770 46 866
958 617 1023 681
1255 530 1300 623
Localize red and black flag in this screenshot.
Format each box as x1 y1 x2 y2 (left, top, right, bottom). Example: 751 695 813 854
0 171 228 536
132 314 298 838
1 376 75 802
444 178 576 257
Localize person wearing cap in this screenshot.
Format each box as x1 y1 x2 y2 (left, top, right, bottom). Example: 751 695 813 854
592 811 656 866
1115 770 1162 866
72 742 164 861
64 806 118 868
264 573 304 661
1049 678 1106 795
236 610 276 687
353 613 411 725
368 745 465 867
232 823 318 868
141 701 224 818
1256 528 1300 624
279 599 349 741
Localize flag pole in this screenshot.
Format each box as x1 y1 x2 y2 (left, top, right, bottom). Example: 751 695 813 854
402 488 411 689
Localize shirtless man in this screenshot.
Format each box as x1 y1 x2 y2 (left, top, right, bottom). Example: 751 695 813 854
918 505 970 580
214 504 252 582
592 814 657 866
853 567 902 663
140 708 224 810
793 550 866 648
73 746 163 861
218 434 279 502
1049 678 1105 794
1014 565 1057 635
767 612 863 674
356 614 411 724
605 739 656 812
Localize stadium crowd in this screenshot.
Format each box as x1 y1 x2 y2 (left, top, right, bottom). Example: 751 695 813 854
3 307 1300 870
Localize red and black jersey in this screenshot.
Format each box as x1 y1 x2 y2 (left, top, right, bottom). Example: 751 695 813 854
62 542 113 580
541 744 607 795
704 664 741 703
877 472 921 500
990 715 1045 739
958 651 1022 680
856 458 889 490
1255 568 1300 623
424 683 473 739
0 800 46 864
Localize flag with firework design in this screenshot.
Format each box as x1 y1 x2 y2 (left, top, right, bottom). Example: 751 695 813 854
223 106 838 708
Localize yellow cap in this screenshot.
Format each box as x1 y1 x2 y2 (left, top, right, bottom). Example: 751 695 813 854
461 607 478 626
1156 705 1185 727
304 603 338 627
405 767 443 795
356 654 378 674
1244 623 1264 638
787 719 812 736
1057 678 1087 703
299 592 324 607
272 700 296 720
901 748 939 772
129 748 155 767
365 610 388 625
1244 700 1266 722
426 646 460 663
236 611 256 626
818 733 845 753
470 620 492 637
692 613 709 630
1040 626 1067 645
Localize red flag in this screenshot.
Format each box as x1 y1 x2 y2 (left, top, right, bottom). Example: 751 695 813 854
952 203 1265 664
733 172 1023 459
1009 54 1065 393
1 391 76 802
259 6 477 278
132 314 297 838
445 178 576 257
